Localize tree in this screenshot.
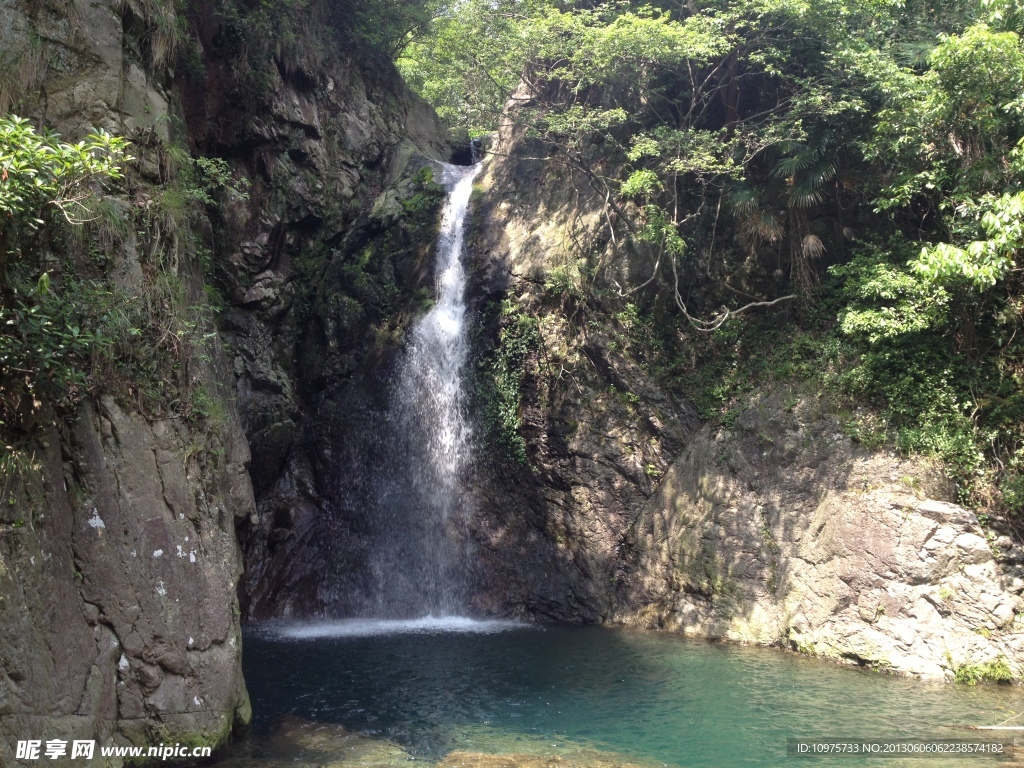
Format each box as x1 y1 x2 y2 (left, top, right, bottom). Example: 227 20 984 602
0 116 130 430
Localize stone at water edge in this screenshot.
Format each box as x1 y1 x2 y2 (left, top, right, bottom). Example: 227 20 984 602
437 751 653 768
610 390 1024 679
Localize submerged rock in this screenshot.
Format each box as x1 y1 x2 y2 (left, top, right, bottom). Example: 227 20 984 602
209 717 410 768
207 717 654 768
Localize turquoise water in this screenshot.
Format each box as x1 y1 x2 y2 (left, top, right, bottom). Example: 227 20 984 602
233 622 1023 767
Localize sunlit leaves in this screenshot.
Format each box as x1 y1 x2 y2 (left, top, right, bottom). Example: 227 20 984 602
833 253 951 342
913 191 1024 289
835 191 1024 347
396 0 536 133
534 106 628 138
930 25 1024 129
637 204 686 256
0 116 129 228
981 0 1024 34
524 5 733 92
626 134 661 163
629 128 742 180
620 170 663 200
869 23 1024 210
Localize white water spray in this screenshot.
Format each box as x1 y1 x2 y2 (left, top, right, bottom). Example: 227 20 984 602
271 616 522 640
400 162 480 506
369 162 481 617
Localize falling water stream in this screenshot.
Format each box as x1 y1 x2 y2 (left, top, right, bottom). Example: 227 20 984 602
369 161 481 618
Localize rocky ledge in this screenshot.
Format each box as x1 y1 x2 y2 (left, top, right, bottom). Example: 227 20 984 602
612 389 1024 680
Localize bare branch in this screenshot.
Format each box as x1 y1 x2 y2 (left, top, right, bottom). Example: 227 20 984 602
672 253 795 332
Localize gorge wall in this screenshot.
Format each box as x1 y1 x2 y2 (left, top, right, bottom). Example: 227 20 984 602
177 0 454 619
462 94 1024 679
1 0 253 762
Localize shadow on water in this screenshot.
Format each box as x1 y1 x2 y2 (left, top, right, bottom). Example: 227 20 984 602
240 624 1024 767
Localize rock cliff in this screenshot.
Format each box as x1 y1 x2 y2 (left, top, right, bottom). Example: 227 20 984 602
465 96 1024 679
1 0 258 761
176 5 454 617
0 0 451 762
613 390 1024 679
1 396 254 766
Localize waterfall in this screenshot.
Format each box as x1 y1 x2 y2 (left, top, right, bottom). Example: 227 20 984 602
370 161 481 617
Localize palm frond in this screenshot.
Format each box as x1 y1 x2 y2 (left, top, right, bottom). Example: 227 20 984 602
772 152 816 178
895 39 938 70
801 234 825 259
788 180 825 208
728 184 760 216
807 159 837 188
742 209 784 243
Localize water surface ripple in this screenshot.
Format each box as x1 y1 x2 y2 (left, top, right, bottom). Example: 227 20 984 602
238 625 1024 767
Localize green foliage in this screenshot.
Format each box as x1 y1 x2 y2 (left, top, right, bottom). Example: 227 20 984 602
397 0 544 132
842 342 985 482
1001 473 1024 513
545 261 586 299
620 170 663 201
188 382 227 432
982 0 1024 33
479 300 541 463
930 25 1024 136
178 155 249 207
952 656 1016 684
818 17 1024 509
343 0 447 56
636 205 686 257
914 191 1024 290
0 277 115 406
400 166 446 231
0 114 237 440
0 117 131 430
868 25 1024 211
833 248 951 342
0 116 129 229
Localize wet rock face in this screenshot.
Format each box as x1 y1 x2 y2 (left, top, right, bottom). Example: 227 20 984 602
177 2 454 617
462 110 700 622
4 0 456 634
467 327 698 622
610 391 1023 678
0 399 253 765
